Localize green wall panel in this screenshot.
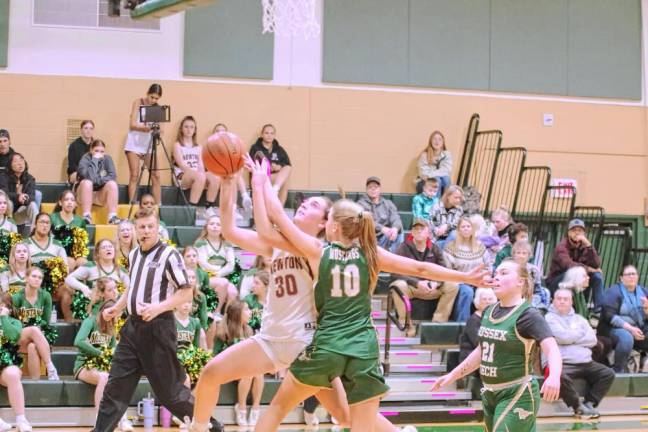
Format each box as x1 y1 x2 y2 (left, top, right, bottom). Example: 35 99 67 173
184 0 273 79
490 0 568 95
0 0 9 68
568 0 642 99
409 0 490 90
323 0 408 85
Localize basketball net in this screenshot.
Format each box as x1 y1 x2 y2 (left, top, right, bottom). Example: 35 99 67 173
261 0 320 38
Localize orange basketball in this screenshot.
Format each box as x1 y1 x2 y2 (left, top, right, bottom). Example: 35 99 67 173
202 131 246 177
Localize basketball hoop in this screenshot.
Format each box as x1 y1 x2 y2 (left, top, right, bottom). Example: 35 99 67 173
261 0 320 38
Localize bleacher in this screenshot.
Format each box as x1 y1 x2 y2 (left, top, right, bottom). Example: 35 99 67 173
12 112 648 427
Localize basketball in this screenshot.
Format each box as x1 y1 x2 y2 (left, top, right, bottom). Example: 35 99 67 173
202 131 246 177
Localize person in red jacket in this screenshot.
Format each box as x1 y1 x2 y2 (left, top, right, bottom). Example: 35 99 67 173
546 219 604 310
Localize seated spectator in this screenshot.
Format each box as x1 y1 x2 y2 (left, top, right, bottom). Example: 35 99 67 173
483 206 513 253
511 240 549 310
115 220 136 270
443 216 489 321
598 265 648 372
546 288 615 419
248 124 291 205
411 178 438 222
458 287 497 363
138 193 170 240
357 176 403 252
67 120 94 185
173 116 218 211
77 140 119 225
0 153 38 232
0 129 42 212
51 190 89 273
390 218 459 325
0 190 17 234
429 185 464 249
547 219 604 309
415 130 452 197
493 222 529 268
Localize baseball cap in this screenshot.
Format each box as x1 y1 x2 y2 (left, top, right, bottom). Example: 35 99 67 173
568 218 586 231
411 218 428 229
366 176 381 186
0 129 9 140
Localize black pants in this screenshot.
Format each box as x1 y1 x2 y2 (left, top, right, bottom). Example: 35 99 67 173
559 361 615 409
93 312 193 432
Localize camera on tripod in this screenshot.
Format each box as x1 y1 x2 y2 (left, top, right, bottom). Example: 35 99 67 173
139 104 171 124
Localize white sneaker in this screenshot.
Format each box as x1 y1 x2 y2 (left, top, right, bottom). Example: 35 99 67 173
117 416 134 432
304 411 319 426
235 404 248 427
0 418 11 432
400 426 418 432
46 364 59 381
248 408 260 426
15 417 31 432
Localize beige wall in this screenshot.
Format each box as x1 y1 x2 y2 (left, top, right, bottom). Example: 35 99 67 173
0 74 645 215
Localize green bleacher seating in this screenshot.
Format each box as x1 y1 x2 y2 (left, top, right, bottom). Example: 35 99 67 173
420 322 465 345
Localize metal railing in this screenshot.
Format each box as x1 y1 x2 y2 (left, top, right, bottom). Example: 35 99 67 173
599 224 633 288
382 284 412 376
484 147 527 216
457 113 480 187
626 248 648 287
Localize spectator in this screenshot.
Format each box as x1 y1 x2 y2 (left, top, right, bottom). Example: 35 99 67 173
0 190 17 233
115 220 136 270
411 178 439 221
67 120 94 185
0 243 30 294
547 219 604 309
429 185 464 249
138 193 170 240
0 153 38 232
77 140 119 225
239 255 271 299
511 240 549 310
51 190 88 272
357 176 403 252
0 130 42 212
124 83 163 204
493 223 529 268
443 216 489 321
173 116 218 212
415 130 453 197
213 123 252 215
545 288 615 419
458 287 497 363
248 124 291 205
598 265 648 372
485 207 513 253
390 218 459 324
558 266 591 319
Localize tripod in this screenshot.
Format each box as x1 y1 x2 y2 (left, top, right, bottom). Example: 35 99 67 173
127 124 192 220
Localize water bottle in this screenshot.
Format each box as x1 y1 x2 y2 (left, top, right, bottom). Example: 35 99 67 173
137 393 155 430
50 308 57 324
159 406 172 428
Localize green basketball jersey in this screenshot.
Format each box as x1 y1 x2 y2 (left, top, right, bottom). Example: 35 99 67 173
313 243 377 359
176 316 201 350
478 301 536 386
50 212 87 230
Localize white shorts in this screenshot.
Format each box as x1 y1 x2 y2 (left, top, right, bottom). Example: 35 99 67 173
252 334 310 371
124 130 152 156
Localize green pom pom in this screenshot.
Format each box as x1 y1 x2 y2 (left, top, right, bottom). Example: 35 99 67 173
26 318 58 345
177 345 212 384
203 288 219 314
84 346 114 372
72 291 91 320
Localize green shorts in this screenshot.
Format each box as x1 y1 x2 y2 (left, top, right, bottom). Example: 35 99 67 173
482 378 539 432
290 345 389 405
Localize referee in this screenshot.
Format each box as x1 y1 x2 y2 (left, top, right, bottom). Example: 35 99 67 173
92 208 224 432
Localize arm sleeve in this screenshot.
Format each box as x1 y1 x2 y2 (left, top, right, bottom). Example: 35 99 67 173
388 201 403 232
602 286 627 328
67 142 78 175
552 243 582 272
166 250 189 289
516 307 554 342
65 265 92 293
582 246 602 268
104 157 117 182
0 316 22 344
438 151 453 177
77 156 93 180
0 176 16 202
217 246 236 277
412 196 424 219
42 291 52 324
74 319 102 357
391 244 420 286
23 176 36 202
576 316 598 347
417 153 433 178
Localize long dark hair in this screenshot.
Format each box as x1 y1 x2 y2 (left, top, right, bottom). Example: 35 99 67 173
216 299 252 343
9 153 29 178
31 212 52 236
97 299 117 336
147 83 163 97
53 189 76 213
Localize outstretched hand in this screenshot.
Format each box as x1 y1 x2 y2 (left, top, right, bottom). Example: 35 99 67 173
464 264 494 287
244 154 269 189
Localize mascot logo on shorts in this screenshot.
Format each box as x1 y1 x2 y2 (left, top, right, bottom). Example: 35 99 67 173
513 407 532 420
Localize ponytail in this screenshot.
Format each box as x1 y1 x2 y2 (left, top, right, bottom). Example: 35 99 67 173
358 211 379 293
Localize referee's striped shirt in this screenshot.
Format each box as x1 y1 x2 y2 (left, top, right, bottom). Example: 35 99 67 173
127 241 189 316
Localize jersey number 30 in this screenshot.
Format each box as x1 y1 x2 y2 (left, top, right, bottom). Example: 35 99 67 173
330 264 361 298
275 275 298 297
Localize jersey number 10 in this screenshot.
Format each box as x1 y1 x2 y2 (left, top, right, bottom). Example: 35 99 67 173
330 264 361 298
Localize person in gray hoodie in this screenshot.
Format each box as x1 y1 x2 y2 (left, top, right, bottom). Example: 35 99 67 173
546 288 615 419
357 176 403 252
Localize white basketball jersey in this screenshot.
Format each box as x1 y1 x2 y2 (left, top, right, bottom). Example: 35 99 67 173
260 249 317 342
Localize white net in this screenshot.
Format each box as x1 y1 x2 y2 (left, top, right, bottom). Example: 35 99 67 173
261 0 320 38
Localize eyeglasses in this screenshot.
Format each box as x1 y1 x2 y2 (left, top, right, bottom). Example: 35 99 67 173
622 272 638 276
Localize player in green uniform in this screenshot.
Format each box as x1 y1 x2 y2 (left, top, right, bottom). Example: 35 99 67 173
255 190 488 432
432 260 562 432
0 293 33 431
10 267 59 380
50 190 89 272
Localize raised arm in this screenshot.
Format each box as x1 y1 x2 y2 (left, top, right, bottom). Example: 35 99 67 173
219 175 272 257
378 248 489 287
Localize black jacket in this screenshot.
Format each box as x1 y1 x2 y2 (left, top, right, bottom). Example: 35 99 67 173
0 148 16 176
67 137 90 176
0 170 36 209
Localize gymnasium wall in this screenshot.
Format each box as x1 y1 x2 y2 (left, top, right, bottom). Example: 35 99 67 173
0 0 646 216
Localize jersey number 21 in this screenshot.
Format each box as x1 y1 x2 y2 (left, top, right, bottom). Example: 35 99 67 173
330 264 360 297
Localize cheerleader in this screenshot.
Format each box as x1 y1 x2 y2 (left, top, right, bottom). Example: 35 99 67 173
194 215 238 317
74 300 133 431
116 220 136 271
65 239 129 320
185 268 208 335
0 190 17 233
50 190 88 272
0 293 33 431
183 247 216 349
0 243 30 294
242 270 268 333
10 267 58 380
175 300 206 388
212 300 264 427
